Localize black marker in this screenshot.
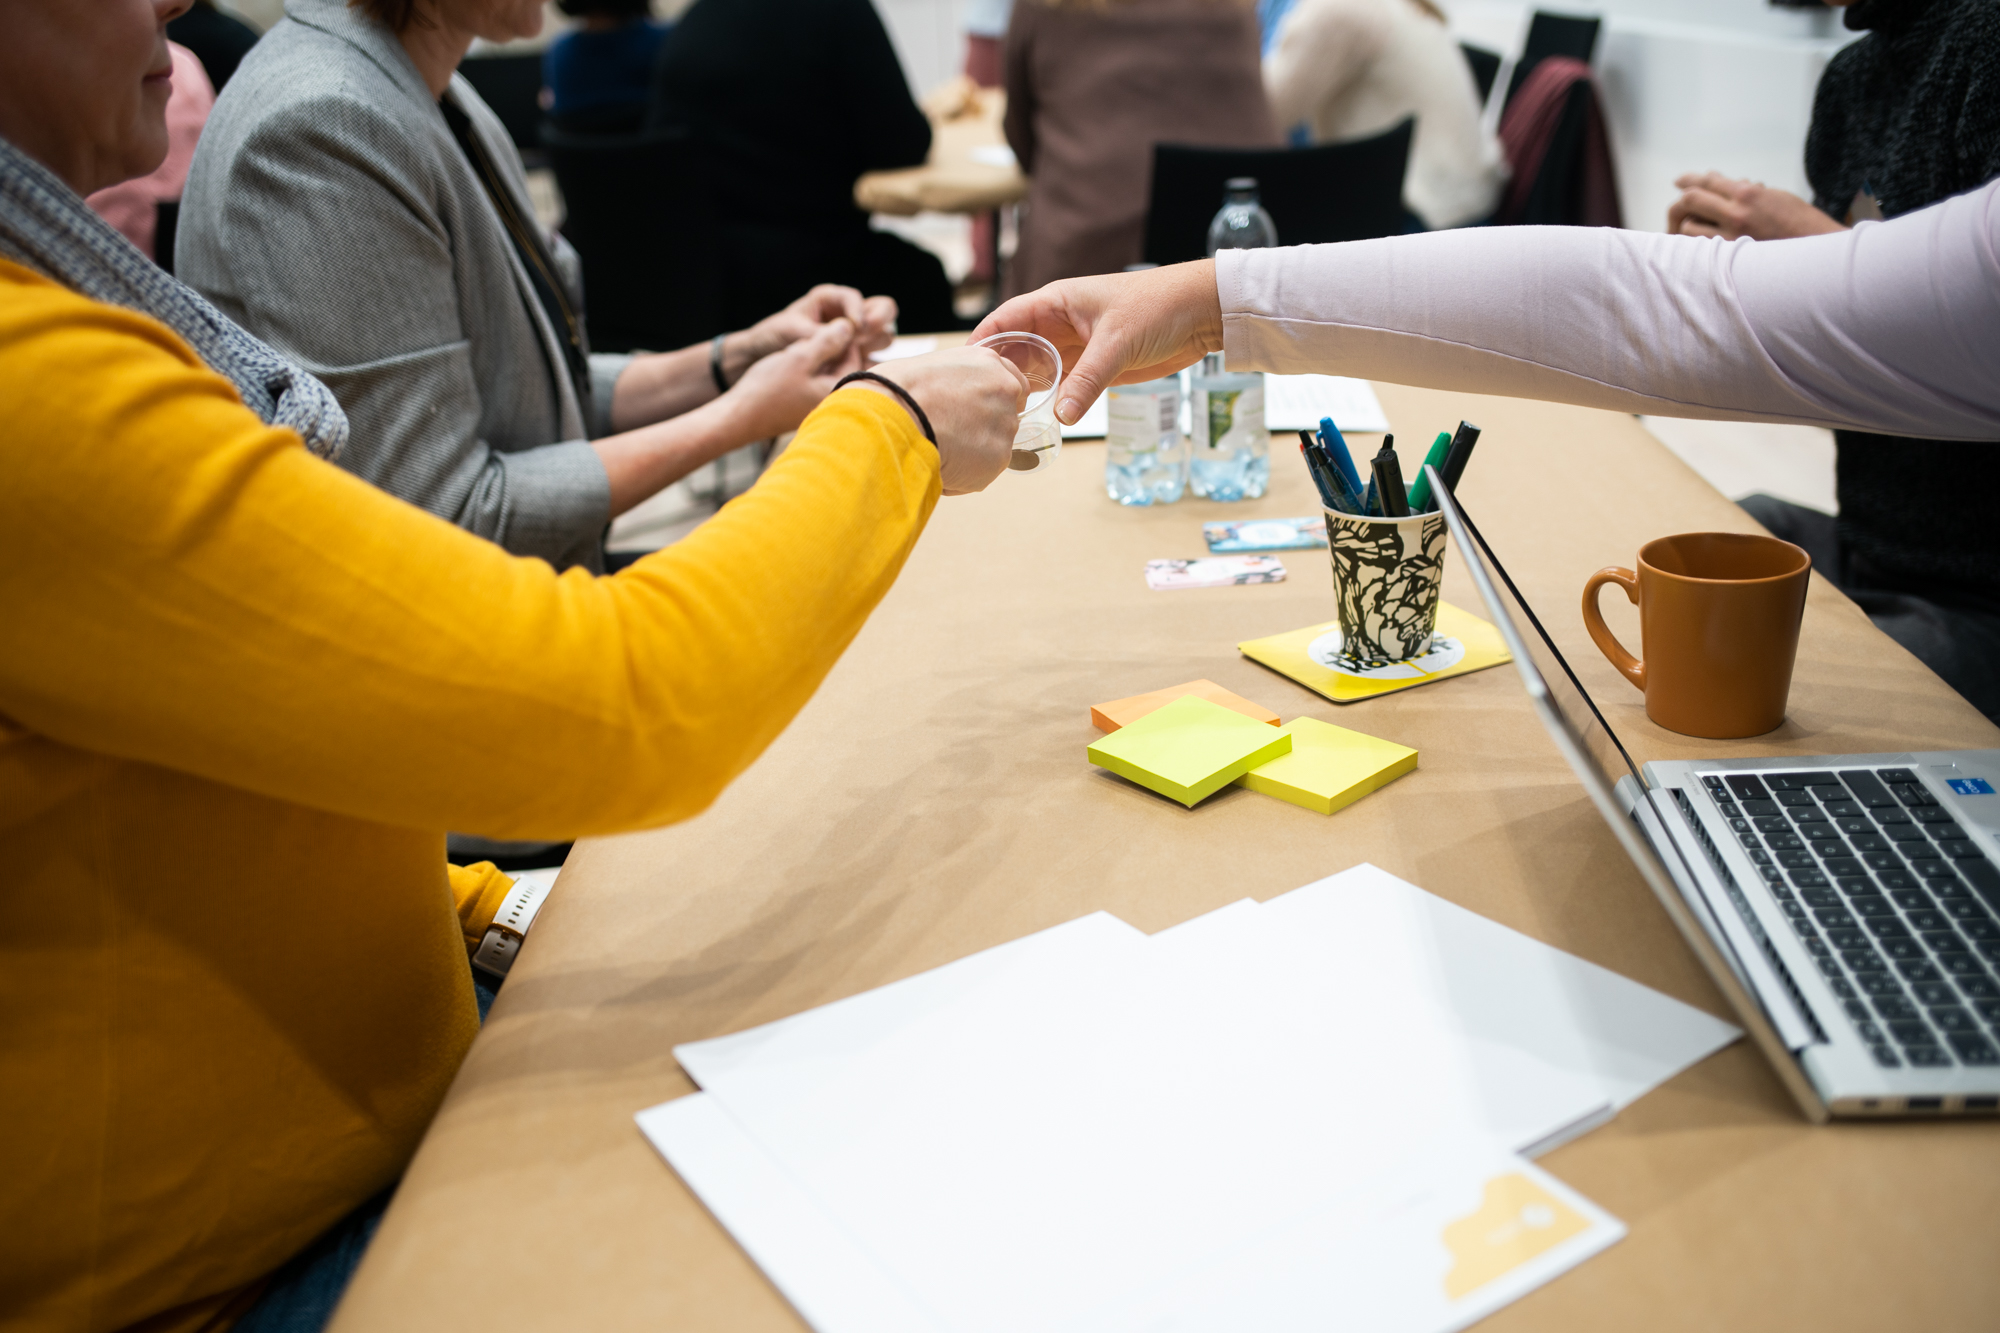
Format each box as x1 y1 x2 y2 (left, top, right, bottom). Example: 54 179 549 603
1438 421 1482 494
1371 434 1410 518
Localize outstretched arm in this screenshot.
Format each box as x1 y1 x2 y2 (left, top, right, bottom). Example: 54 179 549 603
976 178 2000 442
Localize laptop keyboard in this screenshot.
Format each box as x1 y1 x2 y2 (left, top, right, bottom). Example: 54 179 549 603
1701 768 2000 1071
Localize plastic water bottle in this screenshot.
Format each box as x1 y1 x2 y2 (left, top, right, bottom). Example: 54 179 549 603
1204 177 1278 256
1189 353 1268 501
1104 377 1187 505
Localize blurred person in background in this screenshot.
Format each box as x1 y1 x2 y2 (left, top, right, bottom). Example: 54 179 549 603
1264 0 1505 229
1003 0 1278 293
181 0 899 579
1667 0 2000 720
167 0 262 91
87 40 212 266
645 0 961 333
542 0 667 134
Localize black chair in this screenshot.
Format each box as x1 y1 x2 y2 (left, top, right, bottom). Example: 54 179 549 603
541 126 726 354
1514 79 1597 225
1502 12 1601 111
155 200 179 275
459 53 547 155
1460 43 1502 107
1141 119 1413 266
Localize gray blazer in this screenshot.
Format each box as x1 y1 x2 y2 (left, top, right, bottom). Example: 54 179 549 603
179 0 626 571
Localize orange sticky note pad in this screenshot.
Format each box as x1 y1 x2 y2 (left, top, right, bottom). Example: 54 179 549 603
1090 679 1282 733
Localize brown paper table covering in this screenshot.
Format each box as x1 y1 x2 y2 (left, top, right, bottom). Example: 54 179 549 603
854 81 1028 217
330 383 2000 1332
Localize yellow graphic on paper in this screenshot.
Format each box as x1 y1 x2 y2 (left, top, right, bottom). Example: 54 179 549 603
1440 1173 1591 1300
1237 602 1511 705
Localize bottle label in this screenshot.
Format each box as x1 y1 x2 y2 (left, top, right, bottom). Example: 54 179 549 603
1194 383 1265 453
1107 389 1177 449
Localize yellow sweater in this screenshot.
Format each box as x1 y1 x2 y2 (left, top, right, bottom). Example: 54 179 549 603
0 259 939 1332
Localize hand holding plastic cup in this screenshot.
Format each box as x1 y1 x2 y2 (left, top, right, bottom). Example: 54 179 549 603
975 331 1064 473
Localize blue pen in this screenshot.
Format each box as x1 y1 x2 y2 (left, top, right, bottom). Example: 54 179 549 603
1317 417 1365 498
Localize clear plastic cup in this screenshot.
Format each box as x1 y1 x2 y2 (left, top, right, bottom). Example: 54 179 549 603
976 330 1064 473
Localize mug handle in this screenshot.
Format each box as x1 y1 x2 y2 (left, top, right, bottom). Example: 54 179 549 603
1581 567 1646 692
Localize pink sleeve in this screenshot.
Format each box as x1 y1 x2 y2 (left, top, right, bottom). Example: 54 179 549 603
1216 179 2000 442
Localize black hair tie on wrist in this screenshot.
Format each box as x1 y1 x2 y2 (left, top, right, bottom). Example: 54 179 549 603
834 371 937 447
709 333 732 395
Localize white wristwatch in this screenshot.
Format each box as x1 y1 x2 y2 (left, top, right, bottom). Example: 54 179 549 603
471 872 557 978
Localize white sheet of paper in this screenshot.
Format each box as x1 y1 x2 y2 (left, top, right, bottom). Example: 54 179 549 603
1258 865 1741 1115
1094 1138 1624 1333
647 868 1719 1333
1060 373 1388 438
1264 372 1391 433
636 1092 940 1333
675 911 1144 1093
673 904 1559 1333
639 1098 1622 1333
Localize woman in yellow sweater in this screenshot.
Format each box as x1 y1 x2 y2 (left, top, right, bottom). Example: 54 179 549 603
0 3 1023 1330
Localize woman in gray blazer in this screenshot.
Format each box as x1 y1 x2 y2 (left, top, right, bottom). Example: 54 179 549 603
179 0 897 575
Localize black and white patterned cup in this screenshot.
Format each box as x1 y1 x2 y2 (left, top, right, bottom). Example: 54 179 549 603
1323 508 1447 665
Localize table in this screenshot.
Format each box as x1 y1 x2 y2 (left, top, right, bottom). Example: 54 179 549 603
330 384 2000 1332
853 79 1028 218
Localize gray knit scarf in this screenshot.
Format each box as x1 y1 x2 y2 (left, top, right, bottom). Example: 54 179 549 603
0 134 347 461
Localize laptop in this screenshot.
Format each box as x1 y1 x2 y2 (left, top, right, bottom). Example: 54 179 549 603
1431 467 2000 1121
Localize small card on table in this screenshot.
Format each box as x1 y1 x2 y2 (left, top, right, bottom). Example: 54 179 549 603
1202 517 1327 553
1146 556 1286 591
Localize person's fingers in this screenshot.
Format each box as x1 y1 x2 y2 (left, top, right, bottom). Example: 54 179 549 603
988 345 1031 412
1058 319 1128 425
1675 187 1743 234
1679 220 1724 239
970 290 1085 357
858 295 899 352
799 316 855 372
828 285 866 328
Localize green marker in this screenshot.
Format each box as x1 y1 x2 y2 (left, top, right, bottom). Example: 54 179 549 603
1404 431 1454 512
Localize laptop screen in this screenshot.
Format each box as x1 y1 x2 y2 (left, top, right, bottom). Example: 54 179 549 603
1431 481 1642 791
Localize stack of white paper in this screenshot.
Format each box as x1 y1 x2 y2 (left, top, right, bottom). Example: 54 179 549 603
1061 372 1390 438
638 864 1739 1333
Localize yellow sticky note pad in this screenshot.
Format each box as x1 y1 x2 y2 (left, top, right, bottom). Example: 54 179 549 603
1086 695 1292 808
1236 717 1417 814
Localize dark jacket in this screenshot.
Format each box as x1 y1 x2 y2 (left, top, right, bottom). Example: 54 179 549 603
1805 0 2000 599
645 0 931 227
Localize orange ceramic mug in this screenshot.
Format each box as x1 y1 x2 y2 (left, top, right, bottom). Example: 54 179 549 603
1581 532 1811 739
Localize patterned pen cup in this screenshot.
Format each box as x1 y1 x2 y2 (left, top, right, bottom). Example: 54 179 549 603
1323 507 1448 665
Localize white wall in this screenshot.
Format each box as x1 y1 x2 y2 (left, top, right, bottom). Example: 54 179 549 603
873 0 977 99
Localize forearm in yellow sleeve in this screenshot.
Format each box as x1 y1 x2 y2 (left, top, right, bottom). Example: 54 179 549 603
0 273 942 844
